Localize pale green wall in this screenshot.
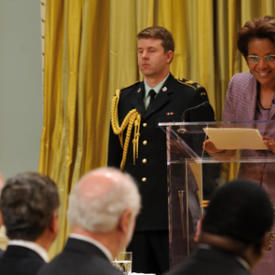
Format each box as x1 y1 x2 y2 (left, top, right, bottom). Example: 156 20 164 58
0 0 42 179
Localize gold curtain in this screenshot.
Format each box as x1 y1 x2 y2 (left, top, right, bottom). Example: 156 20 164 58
40 0 275 256
39 0 110 256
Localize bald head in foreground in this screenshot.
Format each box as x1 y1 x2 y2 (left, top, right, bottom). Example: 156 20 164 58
167 179 274 275
38 167 141 275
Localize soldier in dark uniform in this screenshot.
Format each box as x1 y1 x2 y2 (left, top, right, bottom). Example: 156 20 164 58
108 26 213 275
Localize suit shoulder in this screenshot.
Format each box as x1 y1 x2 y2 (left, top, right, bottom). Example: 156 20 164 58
228 72 255 96
230 72 254 84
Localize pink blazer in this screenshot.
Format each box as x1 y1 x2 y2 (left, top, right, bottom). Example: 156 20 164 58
223 72 275 121
223 72 275 275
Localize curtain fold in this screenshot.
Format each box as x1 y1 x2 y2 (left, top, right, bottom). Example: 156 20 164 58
40 0 275 256
39 0 110 256
108 0 138 96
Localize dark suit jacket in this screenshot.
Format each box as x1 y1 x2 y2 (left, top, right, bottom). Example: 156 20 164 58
0 245 45 275
37 238 123 275
108 74 212 231
166 246 250 275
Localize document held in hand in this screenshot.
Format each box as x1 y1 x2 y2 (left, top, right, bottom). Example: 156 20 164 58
203 127 268 150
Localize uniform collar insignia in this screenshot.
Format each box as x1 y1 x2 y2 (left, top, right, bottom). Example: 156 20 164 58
162 86 168 92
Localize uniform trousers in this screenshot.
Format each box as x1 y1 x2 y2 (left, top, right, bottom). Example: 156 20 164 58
127 230 169 275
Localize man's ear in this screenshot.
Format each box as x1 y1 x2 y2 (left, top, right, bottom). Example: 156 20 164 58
262 231 274 252
166 50 174 63
49 212 59 236
0 173 4 186
118 209 132 234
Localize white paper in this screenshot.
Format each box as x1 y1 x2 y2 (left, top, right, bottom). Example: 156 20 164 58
203 127 268 150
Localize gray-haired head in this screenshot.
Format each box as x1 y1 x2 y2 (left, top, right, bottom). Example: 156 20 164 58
1 172 59 241
67 167 141 232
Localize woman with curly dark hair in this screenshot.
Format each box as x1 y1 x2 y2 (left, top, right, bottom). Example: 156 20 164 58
205 16 275 275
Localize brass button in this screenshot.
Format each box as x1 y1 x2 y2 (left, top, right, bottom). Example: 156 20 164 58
142 140 148 145
142 158 147 164
141 177 147 182
143 123 147 127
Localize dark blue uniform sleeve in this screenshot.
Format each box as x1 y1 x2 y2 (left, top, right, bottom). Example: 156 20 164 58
107 125 122 168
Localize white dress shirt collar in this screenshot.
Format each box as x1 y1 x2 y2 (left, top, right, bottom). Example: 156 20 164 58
144 72 170 96
143 73 170 109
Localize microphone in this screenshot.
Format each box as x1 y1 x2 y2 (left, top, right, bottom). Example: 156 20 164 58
182 101 215 122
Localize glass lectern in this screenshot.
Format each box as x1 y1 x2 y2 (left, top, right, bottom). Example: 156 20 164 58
159 120 275 268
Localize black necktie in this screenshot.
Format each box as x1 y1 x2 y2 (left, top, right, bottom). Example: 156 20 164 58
148 89 156 109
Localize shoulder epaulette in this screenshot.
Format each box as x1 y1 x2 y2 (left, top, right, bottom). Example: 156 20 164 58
177 78 202 89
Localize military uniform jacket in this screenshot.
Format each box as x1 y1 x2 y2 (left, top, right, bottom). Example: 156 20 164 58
108 74 211 231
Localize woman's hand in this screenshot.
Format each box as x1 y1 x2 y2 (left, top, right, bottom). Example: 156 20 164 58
263 136 275 153
203 139 223 154
203 139 236 160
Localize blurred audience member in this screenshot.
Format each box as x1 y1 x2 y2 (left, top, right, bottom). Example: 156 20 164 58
0 172 59 275
166 179 274 275
0 173 4 256
38 167 141 275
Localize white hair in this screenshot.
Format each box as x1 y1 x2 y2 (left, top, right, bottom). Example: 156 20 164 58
67 167 141 232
